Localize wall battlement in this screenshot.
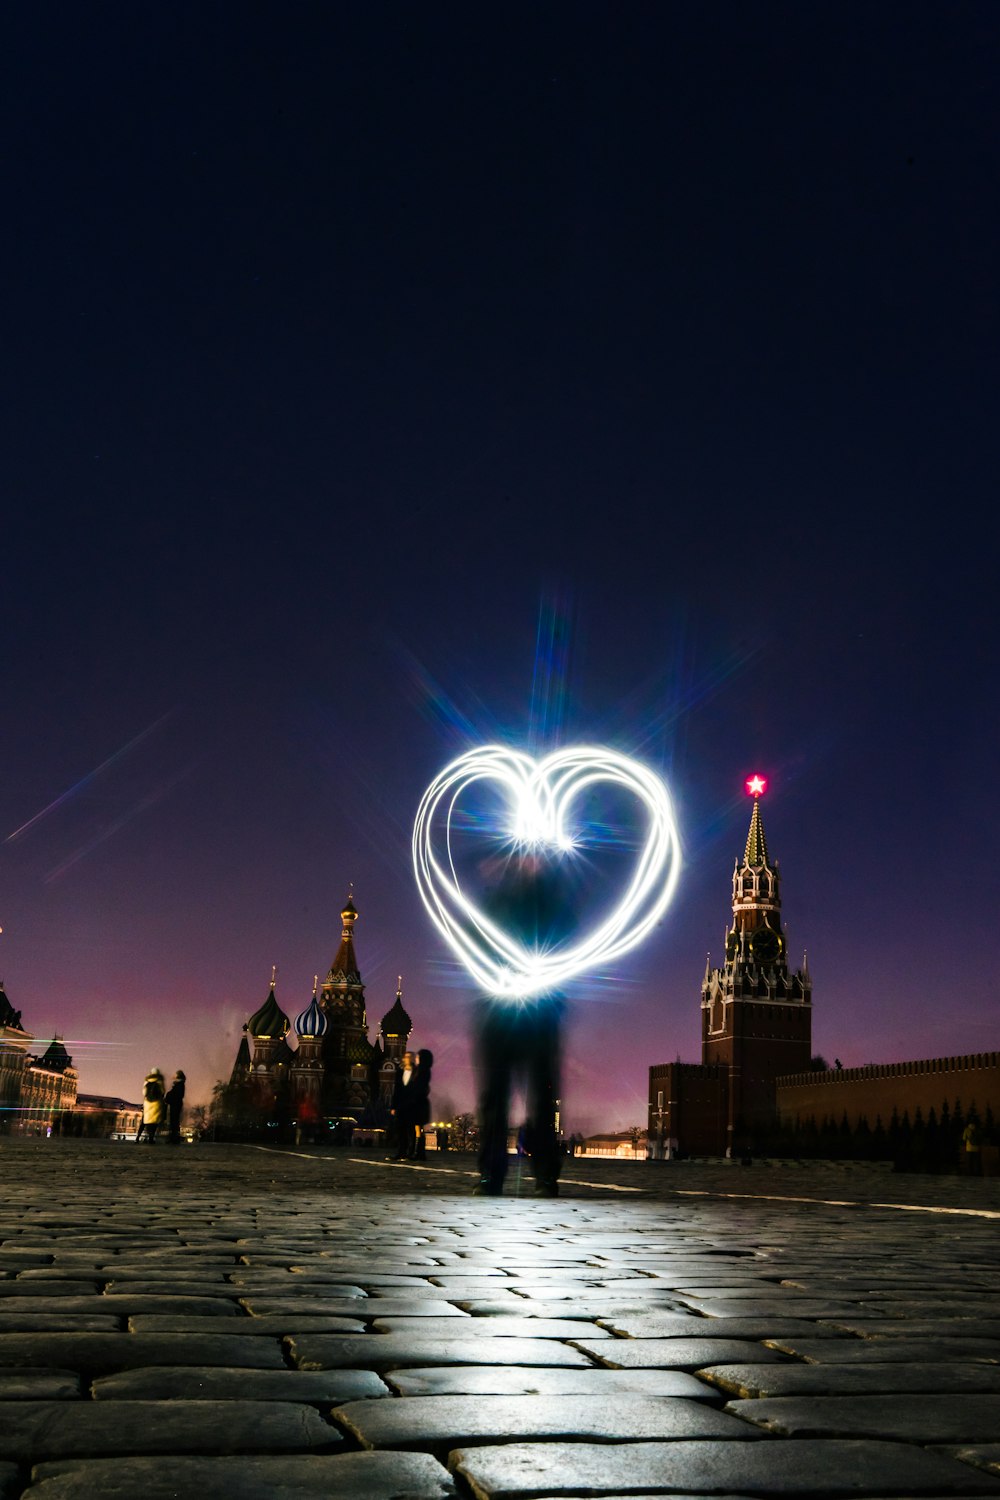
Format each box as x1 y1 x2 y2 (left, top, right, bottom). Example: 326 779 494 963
779 1052 1000 1089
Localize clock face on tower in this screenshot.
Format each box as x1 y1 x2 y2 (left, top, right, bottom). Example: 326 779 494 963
750 927 781 964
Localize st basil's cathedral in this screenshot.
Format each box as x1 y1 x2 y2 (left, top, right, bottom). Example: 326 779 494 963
229 893 413 1131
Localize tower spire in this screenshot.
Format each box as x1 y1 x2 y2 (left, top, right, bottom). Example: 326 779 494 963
328 890 360 979
743 777 770 867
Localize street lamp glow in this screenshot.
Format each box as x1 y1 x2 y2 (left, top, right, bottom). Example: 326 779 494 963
412 745 682 998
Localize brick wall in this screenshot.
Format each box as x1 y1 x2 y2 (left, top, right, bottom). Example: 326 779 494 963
777 1052 1000 1129
649 1062 727 1156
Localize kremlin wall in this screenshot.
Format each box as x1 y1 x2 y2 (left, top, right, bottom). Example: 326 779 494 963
776 1054 1000 1135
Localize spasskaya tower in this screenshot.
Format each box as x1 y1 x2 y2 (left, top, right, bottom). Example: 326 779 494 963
700 776 812 1152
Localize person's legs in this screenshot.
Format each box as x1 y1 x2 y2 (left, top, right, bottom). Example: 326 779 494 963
525 1002 562 1195
475 1005 514 1192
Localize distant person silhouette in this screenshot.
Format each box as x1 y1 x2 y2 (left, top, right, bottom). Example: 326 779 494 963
388 1051 414 1160
410 1048 434 1160
164 1070 186 1145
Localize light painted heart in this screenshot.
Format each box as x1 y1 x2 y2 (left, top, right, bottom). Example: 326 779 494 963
412 745 681 998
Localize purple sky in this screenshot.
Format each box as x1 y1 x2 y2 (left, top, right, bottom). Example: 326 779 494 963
2 4 997 1134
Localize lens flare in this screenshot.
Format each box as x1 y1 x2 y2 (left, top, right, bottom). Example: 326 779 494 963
412 745 681 998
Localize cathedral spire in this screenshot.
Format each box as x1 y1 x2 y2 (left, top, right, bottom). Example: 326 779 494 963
328 890 360 979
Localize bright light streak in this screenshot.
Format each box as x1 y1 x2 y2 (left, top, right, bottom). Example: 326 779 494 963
5 712 174 844
412 745 681 998
42 767 193 883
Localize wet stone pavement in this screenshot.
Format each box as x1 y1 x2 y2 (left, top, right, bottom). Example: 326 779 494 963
1 1141 1000 1498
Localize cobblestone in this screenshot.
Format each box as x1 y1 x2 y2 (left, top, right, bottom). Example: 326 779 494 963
0 1400 338 1462
727 1393 1000 1442
2 1140 1000 1498
0 1373 81 1401
700 1362 1000 1396
449 1438 1000 1496
91 1366 390 1401
23 1452 455 1498
334 1391 761 1454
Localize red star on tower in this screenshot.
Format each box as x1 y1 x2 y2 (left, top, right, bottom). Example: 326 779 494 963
745 774 767 798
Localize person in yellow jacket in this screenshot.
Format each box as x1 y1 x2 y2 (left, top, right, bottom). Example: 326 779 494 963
136 1069 165 1144
963 1119 982 1177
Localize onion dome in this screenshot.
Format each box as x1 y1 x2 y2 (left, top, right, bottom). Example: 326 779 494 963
381 978 412 1040
295 985 328 1039
247 975 290 1040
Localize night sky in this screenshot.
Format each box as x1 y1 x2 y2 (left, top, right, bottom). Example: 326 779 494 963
3 4 997 1133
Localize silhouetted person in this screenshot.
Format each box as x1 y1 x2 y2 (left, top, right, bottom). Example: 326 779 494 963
136 1069 165 1144
410 1048 434 1159
164 1070 186 1145
387 1050 414 1160
474 849 574 1198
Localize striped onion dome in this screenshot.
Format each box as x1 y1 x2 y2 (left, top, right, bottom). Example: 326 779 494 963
295 991 328 1039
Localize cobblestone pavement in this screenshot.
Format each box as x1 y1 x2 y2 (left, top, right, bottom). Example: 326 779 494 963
2 1140 1000 1498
